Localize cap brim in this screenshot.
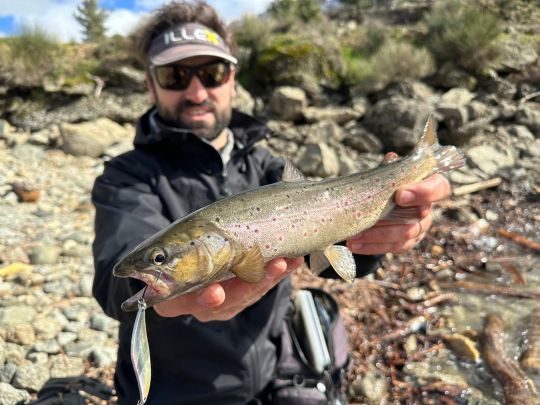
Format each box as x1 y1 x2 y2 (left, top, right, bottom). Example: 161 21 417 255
150 44 238 66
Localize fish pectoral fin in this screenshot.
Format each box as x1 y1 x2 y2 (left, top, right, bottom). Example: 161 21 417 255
231 244 265 283
282 159 306 182
324 245 356 283
309 251 331 275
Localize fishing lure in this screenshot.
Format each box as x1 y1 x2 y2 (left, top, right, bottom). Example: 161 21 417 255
131 287 152 404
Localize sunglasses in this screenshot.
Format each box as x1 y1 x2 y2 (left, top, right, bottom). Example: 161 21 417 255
151 61 232 91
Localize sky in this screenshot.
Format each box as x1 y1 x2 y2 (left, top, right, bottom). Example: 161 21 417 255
0 0 274 42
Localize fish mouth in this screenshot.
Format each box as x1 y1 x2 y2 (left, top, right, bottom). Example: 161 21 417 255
113 260 175 311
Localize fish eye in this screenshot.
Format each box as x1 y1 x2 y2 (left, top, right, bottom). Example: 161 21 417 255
150 249 167 265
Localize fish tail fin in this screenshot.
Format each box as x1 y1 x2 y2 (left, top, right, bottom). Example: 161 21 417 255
413 114 466 174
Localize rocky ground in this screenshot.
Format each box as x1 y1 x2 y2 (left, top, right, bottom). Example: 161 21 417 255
0 48 539 403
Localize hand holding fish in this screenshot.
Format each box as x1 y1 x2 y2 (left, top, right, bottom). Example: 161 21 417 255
347 173 450 255
153 257 304 321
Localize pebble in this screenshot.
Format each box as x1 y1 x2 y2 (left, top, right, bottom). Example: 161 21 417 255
0 143 119 401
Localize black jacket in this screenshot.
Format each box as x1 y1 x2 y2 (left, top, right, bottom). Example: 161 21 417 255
92 108 380 404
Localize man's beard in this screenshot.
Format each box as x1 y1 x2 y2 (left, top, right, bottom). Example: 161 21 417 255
156 99 231 142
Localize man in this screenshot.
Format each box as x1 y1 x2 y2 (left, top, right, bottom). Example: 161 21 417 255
92 1 451 403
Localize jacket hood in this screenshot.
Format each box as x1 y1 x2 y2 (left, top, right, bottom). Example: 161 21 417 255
133 107 271 152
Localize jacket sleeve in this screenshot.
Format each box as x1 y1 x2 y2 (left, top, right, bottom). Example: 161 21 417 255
92 156 171 324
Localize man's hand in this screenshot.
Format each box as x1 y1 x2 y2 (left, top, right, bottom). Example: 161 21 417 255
153 257 304 321
347 173 450 255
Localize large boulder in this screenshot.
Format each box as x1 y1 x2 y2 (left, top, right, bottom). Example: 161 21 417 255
60 118 132 158
362 96 433 154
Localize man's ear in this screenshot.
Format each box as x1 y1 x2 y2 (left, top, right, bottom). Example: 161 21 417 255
145 73 156 104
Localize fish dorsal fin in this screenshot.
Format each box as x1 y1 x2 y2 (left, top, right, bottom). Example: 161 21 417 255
309 251 331 276
323 245 356 283
282 159 305 182
417 114 437 149
231 244 265 283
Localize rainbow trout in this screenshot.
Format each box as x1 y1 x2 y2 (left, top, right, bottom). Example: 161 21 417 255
114 115 465 311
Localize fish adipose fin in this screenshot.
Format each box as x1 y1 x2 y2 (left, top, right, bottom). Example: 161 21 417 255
319 245 356 283
282 160 306 182
414 114 466 173
231 244 265 283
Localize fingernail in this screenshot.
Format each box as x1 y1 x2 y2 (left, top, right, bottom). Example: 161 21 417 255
398 190 415 205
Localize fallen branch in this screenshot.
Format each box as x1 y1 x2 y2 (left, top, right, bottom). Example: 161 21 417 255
481 314 535 405
496 228 540 252
452 177 502 196
519 90 540 104
438 281 540 300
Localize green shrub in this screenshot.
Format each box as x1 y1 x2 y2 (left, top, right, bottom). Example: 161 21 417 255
268 0 323 23
7 25 66 86
371 39 435 86
247 30 345 96
341 48 379 91
424 0 503 73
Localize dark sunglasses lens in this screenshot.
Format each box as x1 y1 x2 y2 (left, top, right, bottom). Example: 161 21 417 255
154 66 191 90
197 63 230 88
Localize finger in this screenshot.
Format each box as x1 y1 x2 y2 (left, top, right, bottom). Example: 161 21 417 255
351 213 433 245
396 174 450 206
196 283 226 307
349 233 426 255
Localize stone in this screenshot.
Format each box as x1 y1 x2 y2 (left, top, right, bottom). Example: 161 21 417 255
466 144 516 176
0 382 31 404
0 363 17 384
269 86 307 121
60 117 132 158
28 245 61 265
443 333 481 362
49 354 85 378
295 143 340 178
12 363 50 392
0 306 37 326
302 106 362 125
5 324 35 346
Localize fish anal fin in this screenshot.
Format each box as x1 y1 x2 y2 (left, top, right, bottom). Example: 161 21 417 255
309 251 331 275
231 244 265 283
282 160 305 182
324 245 356 283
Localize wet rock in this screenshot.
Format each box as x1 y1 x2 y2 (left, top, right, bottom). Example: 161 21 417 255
0 382 31 404
350 367 388 403
443 333 481 362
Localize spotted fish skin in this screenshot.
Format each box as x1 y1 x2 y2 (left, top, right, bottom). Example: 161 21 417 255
114 115 465 311
131 299 151 404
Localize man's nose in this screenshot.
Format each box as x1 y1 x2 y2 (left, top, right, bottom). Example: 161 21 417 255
183 75 208 103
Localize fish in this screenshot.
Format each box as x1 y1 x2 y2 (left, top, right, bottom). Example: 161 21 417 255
114 115 465 311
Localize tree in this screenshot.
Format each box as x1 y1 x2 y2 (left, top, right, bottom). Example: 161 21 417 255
74 0 108 43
